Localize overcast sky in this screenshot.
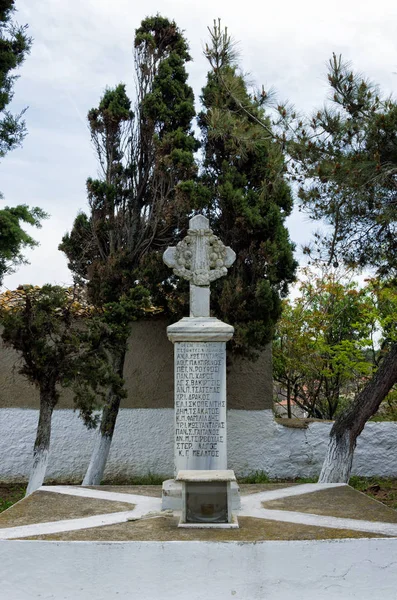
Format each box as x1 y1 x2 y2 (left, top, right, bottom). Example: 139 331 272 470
1 0 397 291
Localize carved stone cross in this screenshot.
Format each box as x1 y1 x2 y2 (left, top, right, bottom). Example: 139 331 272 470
163 214 236 318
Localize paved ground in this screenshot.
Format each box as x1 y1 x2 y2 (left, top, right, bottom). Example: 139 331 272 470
1 483 397 542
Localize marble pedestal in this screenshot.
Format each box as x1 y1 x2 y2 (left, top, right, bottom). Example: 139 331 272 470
162 316 238 510
167 317 234 473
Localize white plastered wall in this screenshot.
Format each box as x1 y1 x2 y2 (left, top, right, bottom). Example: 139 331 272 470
2 538 397 600
1 408 396 482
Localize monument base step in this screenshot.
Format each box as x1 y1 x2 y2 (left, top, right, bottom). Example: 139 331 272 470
161 478 241 511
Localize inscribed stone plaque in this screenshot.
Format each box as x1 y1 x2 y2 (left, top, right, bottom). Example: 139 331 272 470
174 341 227 472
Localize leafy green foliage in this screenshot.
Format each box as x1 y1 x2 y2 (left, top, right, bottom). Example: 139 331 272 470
0 0 32 157
273 269 377 419
272 55 397 479
0 205 48 285
98 286 151 351
371 389 397 421
239 471 271 484
274 270 397 420
368 279 397 346
366 279 397 420
102 472 167 486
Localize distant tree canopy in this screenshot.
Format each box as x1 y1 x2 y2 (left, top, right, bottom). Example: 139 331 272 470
273 269 390 420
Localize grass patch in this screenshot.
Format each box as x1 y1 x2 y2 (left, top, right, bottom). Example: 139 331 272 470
349 476 397 510
239 471 271 484
0 485 25 513
349 475 392 491
239 472 318 485
101 473 169 486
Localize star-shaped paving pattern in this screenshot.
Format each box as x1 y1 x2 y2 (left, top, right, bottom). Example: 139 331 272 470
1 483 396 541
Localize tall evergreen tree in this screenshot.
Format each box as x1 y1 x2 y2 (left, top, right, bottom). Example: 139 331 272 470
181 21 297 356
60 16 198 484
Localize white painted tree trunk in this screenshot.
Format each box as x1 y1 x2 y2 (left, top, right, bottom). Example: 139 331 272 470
26 448 50 496
318 430 354 483
82 350 125 487
319 343 397 484
26 392 55 496
82 433 112 486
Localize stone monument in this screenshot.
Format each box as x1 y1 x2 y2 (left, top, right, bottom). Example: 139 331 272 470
163 214 236 472
162 214 240 510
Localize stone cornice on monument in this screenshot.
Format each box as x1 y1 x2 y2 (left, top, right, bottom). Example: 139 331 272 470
167 317 234 343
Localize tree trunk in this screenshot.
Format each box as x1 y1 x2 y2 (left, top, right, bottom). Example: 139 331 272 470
26 387 56 496
287 380 292 418
82 350 126 486
318 429 354 483
319 342 397 483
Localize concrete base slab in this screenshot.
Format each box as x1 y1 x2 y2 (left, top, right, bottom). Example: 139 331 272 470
1 483 397 599
162 478 241 510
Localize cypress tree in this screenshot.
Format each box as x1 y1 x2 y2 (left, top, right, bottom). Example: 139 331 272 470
60 16 198 484
181 21 297 357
